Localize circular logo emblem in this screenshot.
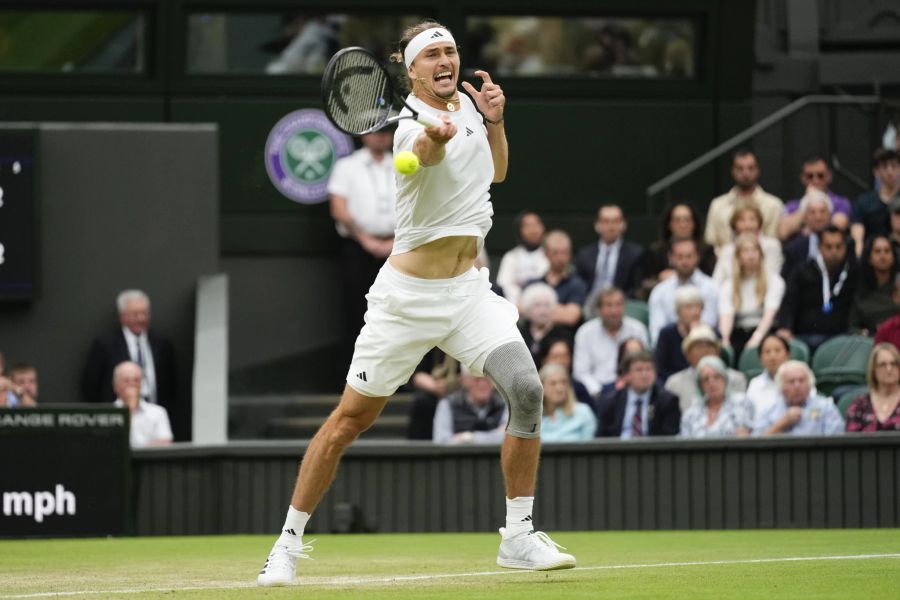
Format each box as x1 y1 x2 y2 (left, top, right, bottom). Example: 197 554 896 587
265 109 353 204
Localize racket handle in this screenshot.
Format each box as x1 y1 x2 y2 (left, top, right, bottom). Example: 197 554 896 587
416 112 444 128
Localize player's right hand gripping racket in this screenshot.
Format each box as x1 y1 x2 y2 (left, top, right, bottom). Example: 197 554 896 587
322 46 443 135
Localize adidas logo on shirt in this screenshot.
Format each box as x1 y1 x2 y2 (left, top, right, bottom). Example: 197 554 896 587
465 127 474 136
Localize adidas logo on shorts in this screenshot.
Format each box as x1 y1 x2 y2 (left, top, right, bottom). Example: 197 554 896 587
356 371 368 382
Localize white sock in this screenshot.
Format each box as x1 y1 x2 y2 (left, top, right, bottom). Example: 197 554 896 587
505 496 534 537
281 506 310 539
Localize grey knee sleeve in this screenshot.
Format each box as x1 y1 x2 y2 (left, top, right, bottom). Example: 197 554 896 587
483 342 543 439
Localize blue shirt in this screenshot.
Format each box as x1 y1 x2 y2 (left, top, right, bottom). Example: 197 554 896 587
526 272 588 307
542 403 597 442
752 394 845 435
620 388 651 439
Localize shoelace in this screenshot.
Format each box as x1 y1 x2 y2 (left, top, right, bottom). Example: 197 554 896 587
528 531 568 551
265 538 317 571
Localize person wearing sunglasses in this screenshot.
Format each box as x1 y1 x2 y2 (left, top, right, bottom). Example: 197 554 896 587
777 156 852 242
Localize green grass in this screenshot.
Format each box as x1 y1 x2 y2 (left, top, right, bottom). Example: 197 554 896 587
1 530 898 599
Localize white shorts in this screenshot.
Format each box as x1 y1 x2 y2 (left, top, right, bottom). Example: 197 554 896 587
347 261 522 397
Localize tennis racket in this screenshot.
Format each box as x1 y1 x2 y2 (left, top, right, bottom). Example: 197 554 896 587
321 46 443 136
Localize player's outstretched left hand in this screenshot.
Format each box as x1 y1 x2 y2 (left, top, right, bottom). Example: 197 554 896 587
462 70 504 124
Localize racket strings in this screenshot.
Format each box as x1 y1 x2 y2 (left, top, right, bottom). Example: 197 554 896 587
325 50 393 134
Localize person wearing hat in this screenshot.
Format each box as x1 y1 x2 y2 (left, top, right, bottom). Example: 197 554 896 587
679 355 753 438
664 324 747 411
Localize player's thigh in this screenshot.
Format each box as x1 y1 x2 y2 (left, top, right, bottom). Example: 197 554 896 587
440 291 522 375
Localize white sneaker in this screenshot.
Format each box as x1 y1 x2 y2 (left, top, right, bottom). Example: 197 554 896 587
256 534 315 586
496 528 576 571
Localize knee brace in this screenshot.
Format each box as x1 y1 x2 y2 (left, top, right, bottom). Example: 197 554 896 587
483 342 543 438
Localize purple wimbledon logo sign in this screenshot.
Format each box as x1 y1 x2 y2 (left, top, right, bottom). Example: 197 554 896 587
264 109 353 204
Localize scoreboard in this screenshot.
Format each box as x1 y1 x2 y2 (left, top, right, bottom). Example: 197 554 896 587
0 127 37 301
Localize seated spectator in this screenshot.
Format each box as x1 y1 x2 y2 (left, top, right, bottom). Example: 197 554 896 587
648 237 719 345
655 286 704 382
573 286 648 398
113 361 173 448
719 234 785 358
753 361 844 435
849 235 900 335
8 363 38 406
851 148 900 256
705 149 783 253
575 204 644 300
874 273 900 349
780 189 835 279
612 337 649 393
540 363 597 442
745 333 796 415
406 349 460 440
518 283 571 363
679 356 753 438
523 230 587 332
775 225 858 355
538 336 592 406
846 343 900 431
597 351 681 438
712 202 783 285
496 210 548 306
432 369 507 445
665 324 747 411
778 156 852 241
639 202 716 299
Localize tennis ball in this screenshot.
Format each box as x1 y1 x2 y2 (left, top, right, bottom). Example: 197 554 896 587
394 151 420 175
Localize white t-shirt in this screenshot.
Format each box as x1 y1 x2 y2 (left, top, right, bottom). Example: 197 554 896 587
114 398 173 448
496 246 549 305
327 148 397 238
719 274 785 329
392 94 494 255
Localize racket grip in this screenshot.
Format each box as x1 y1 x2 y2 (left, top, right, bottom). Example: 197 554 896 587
416 112 444 128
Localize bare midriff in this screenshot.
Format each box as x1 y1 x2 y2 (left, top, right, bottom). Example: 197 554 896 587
388 235 478 279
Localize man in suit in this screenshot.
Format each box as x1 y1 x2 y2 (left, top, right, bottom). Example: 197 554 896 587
597 350 681 438
575 204 643 300
81 289 177 417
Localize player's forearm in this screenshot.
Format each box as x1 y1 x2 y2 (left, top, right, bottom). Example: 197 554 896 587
486 122 508 182
413 133 447 166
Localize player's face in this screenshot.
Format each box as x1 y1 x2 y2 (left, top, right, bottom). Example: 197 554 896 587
410 42 460 99
120 298 150 336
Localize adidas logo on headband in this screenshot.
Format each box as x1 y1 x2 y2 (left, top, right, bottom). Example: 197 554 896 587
430 31 443 38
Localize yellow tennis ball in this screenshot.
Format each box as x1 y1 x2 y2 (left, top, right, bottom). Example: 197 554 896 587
394 151 420 175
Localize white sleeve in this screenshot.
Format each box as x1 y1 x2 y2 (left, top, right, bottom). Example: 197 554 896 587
648 286 665 346
764 275 786 310
573 323 601 396
155 406 174 443
702 280 720 328
394 118 419 153
496 250 521 304
326 157 352 197
719 280 735 315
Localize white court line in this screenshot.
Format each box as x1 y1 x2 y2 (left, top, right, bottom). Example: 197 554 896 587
2 553 899 598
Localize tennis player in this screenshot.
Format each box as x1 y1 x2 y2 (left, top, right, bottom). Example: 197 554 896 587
258 21 576 586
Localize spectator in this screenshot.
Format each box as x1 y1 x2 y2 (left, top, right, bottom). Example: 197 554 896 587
540 363 597 442
780 189 835 279
778 156 852 241
432 369 507 445
573 286 648 398
851 148 900 255
406 349 460 440
612 337 649 392
639 202 716 299
705 149 784 252
329 129 397 334
849 235 900 335
496 211 548 306
888 199 900 257
518 283 571 363
679 355 753 438
753 360 844 435
523 230 587 331
597 351 681 438
648 238 719 345
745 334 797 416
874 273 900 349
665 324 747 411
538 336 593 406
575 204 644 300
775 226 858 354
8 363 38 406
655 285 704 382
718 234 785 358
711 202 783 285
113 361 173 448
846 343 900 431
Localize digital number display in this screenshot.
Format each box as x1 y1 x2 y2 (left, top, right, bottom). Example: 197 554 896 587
0 128 37 301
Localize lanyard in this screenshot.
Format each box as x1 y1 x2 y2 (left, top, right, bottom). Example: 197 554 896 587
814 254 848 313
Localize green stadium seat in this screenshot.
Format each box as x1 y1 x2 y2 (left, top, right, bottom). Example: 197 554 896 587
789 338 811 363
836 385 868 419
624 299 649 329
811 335 873 396
720 344 735 368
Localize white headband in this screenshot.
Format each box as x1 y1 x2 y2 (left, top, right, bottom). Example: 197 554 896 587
403 28 456 68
